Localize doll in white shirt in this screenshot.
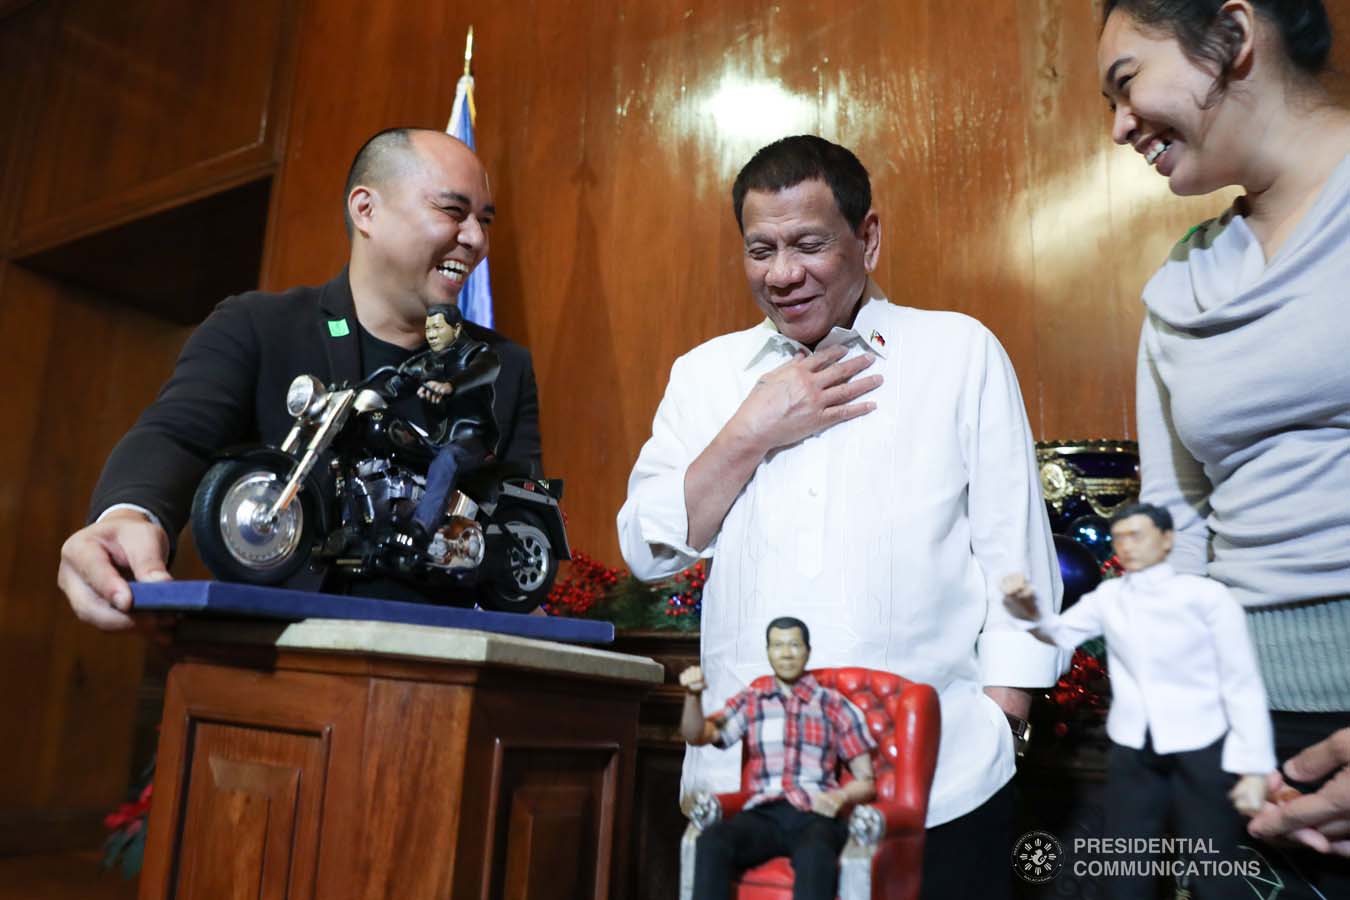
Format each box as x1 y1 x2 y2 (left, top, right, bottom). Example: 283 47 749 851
1003 503 1275 899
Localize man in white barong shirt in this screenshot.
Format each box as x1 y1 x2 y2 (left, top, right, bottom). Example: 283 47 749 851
617 135 1063 899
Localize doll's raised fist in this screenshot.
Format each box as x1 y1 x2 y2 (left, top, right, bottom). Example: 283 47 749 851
679 666 707 694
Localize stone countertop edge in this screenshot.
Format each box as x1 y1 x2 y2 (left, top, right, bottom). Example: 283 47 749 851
175 618 665 685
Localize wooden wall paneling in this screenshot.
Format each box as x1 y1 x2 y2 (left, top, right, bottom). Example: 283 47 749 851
1015 0 1129 439
0 1 55 253
821 0 932 304
0 271 133 819
0 267 190 849
586 0 754 388
1334 3 1350 104
907 1 1044 425
0 0 37 20
491 0 632 565
11 0 299 256
261 0 468 292
19 177 274 325
0 12 71 833
0 266 56 620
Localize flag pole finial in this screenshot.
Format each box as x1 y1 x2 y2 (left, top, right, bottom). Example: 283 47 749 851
463 25 474 78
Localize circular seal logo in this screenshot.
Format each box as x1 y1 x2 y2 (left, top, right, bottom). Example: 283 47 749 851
1012 830 1063 883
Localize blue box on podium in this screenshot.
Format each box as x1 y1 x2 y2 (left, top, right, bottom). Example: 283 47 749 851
131 579 615 643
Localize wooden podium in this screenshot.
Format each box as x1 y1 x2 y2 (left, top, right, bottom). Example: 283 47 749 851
137 618 663 900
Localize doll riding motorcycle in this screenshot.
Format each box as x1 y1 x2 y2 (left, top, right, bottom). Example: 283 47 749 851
188 305 568 614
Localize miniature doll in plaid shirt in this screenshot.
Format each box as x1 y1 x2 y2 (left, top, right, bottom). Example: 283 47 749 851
680 616 877 900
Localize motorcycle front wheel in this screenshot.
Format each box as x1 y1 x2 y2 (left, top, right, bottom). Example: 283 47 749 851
481 510 558 615
191 458 317 585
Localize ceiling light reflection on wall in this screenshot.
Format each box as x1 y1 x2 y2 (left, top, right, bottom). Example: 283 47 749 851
702 76 815 143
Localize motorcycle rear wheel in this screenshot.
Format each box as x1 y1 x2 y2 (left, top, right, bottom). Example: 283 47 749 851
192 458 317 585
481 510 558 615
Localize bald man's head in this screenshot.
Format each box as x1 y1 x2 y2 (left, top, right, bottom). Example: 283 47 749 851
343 127 462 235
343 127 494 318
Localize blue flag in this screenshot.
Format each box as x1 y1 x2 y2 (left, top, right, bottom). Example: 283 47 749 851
447 73 494 329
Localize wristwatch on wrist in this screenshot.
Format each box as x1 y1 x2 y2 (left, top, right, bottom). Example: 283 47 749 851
1005 712 1032 757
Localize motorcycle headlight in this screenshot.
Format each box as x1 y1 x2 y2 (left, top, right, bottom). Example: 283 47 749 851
285 375 327 419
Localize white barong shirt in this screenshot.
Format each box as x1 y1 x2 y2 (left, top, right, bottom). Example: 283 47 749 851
1026 561 1276 774
617 284 1064 826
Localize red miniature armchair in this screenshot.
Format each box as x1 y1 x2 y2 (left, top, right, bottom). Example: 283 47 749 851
678 667 940 900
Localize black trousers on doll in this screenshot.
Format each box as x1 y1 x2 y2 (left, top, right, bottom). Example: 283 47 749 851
1104 734 1252 900
693 799 848 900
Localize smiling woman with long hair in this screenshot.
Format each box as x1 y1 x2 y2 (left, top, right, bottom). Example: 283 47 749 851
1098 0 1350 893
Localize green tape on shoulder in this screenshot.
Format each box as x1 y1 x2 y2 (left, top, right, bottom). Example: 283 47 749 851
327 318 351 338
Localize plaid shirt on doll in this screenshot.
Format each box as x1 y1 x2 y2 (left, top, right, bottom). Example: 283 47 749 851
710 673 876 812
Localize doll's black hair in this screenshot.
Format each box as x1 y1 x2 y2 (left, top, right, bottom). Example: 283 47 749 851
765 616 811 649
1110 501 1175 533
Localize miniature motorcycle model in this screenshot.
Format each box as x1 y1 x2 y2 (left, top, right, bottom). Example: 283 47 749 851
189 365 569 614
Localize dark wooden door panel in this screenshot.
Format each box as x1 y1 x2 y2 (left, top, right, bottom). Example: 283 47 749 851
12 0 298 254
140 662 369 900
503 783 592 900
490 747 619 900
172 721 325 900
